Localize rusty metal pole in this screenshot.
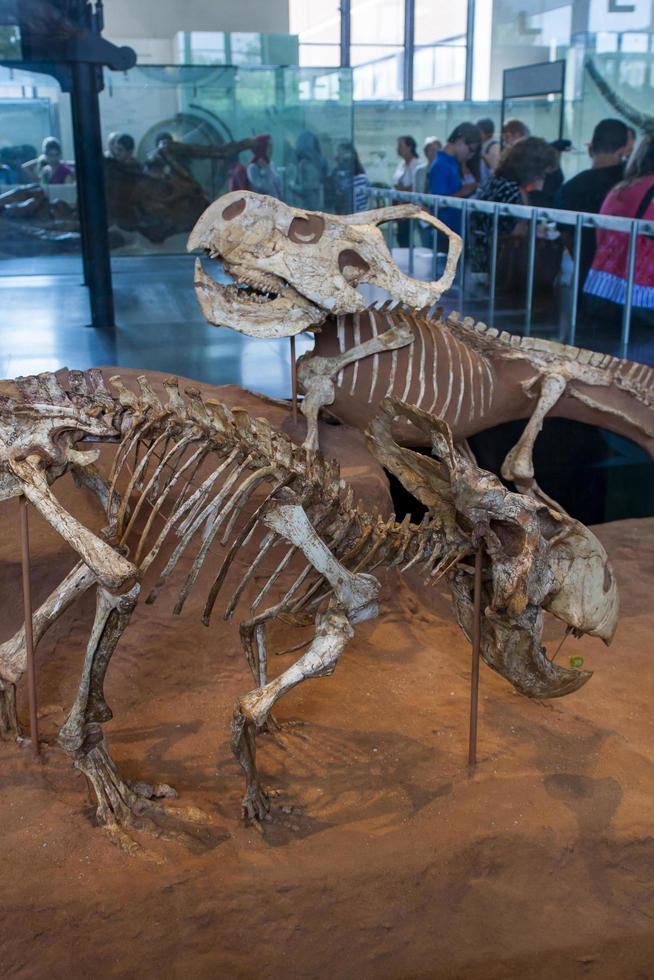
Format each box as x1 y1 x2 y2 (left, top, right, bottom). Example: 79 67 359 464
20 495 39 757
290 335 298 424
467 545 483 769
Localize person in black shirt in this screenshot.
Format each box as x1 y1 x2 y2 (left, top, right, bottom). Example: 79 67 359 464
535 138 572 206
555 118 629 293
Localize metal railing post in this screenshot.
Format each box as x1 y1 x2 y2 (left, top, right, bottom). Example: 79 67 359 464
459 200 467 307
365 189 650 348
568 211 583 345
489 204 499 326
621 221 639 356
524 210 538 336
408 212 415 276
432 200 440 280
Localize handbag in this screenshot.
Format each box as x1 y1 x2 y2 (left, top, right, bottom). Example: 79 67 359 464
496 233 564 296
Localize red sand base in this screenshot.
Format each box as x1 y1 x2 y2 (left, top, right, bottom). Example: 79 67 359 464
1 376 654 979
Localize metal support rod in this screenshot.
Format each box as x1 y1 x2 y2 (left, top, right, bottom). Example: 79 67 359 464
524 210 538 336
290 335 298 424
620 220 639 355
488 204 499 325
20 496 39 757
467 545 483 769
340 0 351 67
464 0 475 101
568 211 583 344
408 213 415 276
431 202 440 280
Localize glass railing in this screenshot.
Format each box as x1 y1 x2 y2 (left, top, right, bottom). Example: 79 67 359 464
370 187 654 367
1 45 653 269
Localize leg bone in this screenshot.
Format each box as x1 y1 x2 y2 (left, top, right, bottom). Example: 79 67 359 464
296 323 413 452
263 502 380 622
0 562 97 686
501 374 567 491
232 608 354 820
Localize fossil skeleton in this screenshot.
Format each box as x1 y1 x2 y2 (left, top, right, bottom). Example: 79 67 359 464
303 307 654 501
189 193 654 498
0 369 617 850
585 58 654 136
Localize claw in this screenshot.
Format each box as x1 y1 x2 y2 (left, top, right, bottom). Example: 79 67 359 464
76 742 214 855
241 785 271 823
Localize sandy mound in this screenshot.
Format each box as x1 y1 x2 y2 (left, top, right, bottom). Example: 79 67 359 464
1 376 653 979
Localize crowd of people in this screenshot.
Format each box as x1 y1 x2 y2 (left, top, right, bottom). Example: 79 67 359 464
4 118 652 324
228 131 371 213
19 137 75 185
393 115 653 326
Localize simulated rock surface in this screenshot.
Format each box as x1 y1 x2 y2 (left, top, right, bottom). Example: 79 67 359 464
0 374 653 979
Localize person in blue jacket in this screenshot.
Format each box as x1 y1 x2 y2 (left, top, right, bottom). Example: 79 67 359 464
428 122 481 237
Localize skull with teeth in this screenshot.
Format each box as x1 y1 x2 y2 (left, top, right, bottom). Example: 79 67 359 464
187 191 462 338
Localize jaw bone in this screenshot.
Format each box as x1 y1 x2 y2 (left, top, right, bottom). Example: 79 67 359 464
193 260 325 338
187 192 463 338
449 573 593 699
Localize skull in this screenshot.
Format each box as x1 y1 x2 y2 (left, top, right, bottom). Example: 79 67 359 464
187 191 462 338
0 371 120 499
366 399 619 699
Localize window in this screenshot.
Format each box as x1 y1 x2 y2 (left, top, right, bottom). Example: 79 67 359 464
351 0 404 99
413 1 467 100
292 0 473 101
290 0 341 68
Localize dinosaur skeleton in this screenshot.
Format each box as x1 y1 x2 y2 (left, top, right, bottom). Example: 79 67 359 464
305 307 654 499
0 369 618 851
585 58 654 136
188 194 654 497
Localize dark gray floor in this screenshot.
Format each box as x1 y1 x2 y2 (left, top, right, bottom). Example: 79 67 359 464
0 255 312 398
1 252 647 388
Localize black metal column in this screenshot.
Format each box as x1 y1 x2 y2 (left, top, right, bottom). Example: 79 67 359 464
70 61 114 328
69 84 90 287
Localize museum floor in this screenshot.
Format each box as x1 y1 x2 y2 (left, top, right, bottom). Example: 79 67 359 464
1 251 652 389
0 255 312 397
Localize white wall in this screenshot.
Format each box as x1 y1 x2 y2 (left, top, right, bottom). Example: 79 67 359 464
103 0 290 42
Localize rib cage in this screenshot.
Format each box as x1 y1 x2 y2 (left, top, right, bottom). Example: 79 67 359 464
314 303 654 444
331 307 497 429
14 369 455 633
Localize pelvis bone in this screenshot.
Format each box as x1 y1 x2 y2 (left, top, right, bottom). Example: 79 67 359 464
187 192 462 337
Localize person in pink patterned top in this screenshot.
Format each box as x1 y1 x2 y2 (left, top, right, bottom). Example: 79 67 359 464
583 134 654 326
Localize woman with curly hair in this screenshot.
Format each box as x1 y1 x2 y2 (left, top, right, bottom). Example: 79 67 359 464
471 137 559 291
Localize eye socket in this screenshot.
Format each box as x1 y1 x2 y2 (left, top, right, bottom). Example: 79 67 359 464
288 214 325 244
338 249 371 279
222 198 246 221
489 518 525 557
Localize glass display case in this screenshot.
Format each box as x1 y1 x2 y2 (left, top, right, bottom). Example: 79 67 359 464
0 62 354 265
